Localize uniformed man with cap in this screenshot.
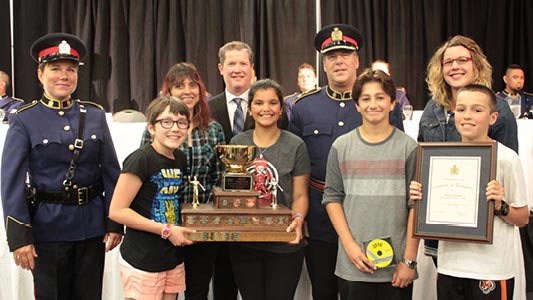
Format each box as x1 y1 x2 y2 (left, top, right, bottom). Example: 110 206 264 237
288 24 404 300
1 32 123 300
0 70 24 122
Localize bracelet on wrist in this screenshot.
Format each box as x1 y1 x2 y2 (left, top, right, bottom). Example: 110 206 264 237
291 213 304 221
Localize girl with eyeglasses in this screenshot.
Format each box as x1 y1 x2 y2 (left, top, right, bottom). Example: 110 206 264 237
140 62 227 299
110 96 196 300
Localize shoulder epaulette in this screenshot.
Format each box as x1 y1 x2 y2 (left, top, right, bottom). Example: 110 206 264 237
294 87 321 105
12 97 24 102
15 100 38 114
76 99 104 110
396 87 406 92
524 91 533 97
284 92 298 100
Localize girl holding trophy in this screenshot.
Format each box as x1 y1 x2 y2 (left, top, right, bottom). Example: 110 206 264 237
229 79 311 300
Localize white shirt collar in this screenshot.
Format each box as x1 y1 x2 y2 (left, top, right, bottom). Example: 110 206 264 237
225 89 250 105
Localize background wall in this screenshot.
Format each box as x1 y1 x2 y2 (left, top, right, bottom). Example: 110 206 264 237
1 0 532 112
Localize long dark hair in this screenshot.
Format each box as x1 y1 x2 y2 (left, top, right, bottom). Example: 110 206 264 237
160 62 211 130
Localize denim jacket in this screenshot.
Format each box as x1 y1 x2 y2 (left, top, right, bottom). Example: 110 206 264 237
418 98 518 153
418 99 461 143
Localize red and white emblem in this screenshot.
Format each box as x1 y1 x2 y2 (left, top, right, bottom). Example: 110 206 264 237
247 157 279 205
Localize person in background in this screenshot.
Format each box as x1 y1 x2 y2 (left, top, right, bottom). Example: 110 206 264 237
370 60 411 110
418 35 519 268
0 70 24 122
496 64 533 299
229 78 310 300
323 69 418 300
289 23 404 300
140 62 226 300
110 96 195 300
496 64 533 119
284 63 318 120
411 84 529 300
250 67 258 86
1 32 123 300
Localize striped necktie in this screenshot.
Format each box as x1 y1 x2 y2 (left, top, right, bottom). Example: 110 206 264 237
233 97 244 135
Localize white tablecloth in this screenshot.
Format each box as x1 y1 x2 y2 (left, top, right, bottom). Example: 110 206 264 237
1 113 531 300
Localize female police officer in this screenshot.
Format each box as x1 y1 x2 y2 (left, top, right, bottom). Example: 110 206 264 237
1 33 123 299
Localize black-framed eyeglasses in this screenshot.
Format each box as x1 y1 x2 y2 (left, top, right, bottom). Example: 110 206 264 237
441 56 473 67
155 119 189 129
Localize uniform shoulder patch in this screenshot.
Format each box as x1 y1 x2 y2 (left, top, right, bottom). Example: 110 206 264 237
14 100 38 114
76 99 104 110
284 92 298 100
294 87 321 105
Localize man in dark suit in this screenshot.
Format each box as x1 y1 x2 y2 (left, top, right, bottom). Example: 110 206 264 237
209 41 255 142
209 41 286 143
203 41 255 300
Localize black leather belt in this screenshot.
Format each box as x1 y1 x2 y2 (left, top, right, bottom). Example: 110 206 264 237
35 185 101 205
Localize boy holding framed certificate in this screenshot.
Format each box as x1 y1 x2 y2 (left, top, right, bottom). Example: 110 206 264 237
322 70 419 300
410 84 529 300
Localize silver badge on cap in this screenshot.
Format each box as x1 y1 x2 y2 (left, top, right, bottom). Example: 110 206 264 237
58 40 71 55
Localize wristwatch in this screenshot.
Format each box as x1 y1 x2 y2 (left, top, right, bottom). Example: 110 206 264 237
161 224 172 239
495 201 509 216
400 257 417 269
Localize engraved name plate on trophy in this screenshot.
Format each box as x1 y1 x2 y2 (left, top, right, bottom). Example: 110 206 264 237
217 145 256 191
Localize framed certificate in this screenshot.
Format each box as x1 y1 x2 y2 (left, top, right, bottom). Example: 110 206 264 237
413 142 496 244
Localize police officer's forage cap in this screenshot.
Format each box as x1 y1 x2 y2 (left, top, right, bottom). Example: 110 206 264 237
31 33 87 64
314 24 363 54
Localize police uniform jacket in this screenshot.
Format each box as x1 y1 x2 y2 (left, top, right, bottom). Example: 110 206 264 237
283 91 300 121
0 95 24 122
496 90 533 118
1 96 122 251
288 86 404 243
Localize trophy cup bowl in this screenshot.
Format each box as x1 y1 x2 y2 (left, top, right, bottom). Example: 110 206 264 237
216 145 256 191
216 145 257 174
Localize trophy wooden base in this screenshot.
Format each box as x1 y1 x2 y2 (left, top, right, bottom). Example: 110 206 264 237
185 230 296 242
213 188 261 209
181 202 296 242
